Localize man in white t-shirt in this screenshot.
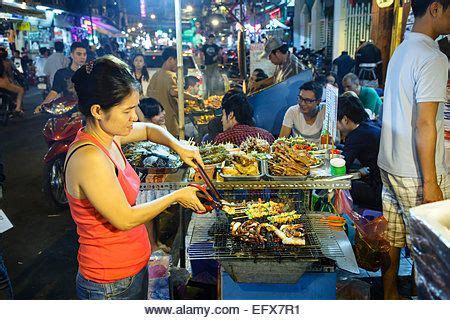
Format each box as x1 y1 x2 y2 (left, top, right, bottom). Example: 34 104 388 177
279 81 326 143
377 0 450 300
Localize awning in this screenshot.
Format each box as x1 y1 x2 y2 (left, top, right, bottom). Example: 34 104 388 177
0 2 46 19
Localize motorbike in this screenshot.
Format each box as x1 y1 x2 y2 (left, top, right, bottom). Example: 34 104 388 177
41 97 82 209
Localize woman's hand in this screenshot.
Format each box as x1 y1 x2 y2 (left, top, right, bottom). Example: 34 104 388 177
174 186 206 213
173 142 204 169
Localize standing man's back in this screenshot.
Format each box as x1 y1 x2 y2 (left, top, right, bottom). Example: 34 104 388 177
378 33 448 177
44 41 69 87
377 0 450 300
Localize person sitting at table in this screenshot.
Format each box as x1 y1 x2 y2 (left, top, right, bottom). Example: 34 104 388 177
214 92 274 145
337 95 382 211
247 68 268 93
342 73 382 119
137 97 166 129
279 81 325 143
202 89 242 143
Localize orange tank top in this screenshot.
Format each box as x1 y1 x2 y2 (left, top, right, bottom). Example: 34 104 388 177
66 129 150 283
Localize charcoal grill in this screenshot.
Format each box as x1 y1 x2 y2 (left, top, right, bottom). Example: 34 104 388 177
187 188 344 283
139 179 355 285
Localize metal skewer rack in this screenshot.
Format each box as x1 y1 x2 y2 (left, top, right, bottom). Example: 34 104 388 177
140 179 351 191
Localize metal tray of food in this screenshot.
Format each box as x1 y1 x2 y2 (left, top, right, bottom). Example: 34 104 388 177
266 159 310 181
219 160 267 181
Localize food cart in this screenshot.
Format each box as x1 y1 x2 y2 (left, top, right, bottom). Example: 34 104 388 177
135 138 359 300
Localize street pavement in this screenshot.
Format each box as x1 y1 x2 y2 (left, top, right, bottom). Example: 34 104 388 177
0 87 78 299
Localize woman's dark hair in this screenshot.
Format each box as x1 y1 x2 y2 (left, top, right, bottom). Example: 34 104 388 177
131 54 149 81
221 92 254 126
139 97 163 119
299 81 323 101
411 0 449 18
72 55 140 118
253 68 268 81
337 95 369 124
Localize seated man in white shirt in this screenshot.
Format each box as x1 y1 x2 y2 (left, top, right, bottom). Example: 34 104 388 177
279 81 325 143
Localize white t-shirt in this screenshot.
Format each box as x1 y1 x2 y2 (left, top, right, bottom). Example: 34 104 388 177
378 32 448 178
282 104 326 143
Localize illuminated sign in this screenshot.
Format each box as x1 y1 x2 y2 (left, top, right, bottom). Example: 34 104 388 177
140 0 146 18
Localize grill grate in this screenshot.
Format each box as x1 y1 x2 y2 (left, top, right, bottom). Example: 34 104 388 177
187 212 344 261
187 189 344 262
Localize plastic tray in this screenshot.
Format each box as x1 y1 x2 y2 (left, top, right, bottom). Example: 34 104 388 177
219 160 266 181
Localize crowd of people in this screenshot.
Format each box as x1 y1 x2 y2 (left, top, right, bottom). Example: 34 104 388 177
0 0 449 301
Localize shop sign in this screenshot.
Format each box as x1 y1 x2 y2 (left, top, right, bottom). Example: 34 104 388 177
17 22 31 31
376 0 394 8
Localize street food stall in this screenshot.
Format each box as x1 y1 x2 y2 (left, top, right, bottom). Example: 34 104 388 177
131 136 359 300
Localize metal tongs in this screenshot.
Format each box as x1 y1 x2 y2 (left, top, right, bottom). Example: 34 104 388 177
188 160 243 214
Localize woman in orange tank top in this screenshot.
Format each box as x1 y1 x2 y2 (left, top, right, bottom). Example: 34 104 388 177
66 56 206 300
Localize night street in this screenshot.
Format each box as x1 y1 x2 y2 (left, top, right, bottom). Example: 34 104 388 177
0 0 449 314
0 88 77 299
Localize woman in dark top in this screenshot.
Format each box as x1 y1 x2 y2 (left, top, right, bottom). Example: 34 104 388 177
337 95 382 211
130 54 150 97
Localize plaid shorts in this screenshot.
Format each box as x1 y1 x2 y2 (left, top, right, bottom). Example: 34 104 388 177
380 170 450 248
